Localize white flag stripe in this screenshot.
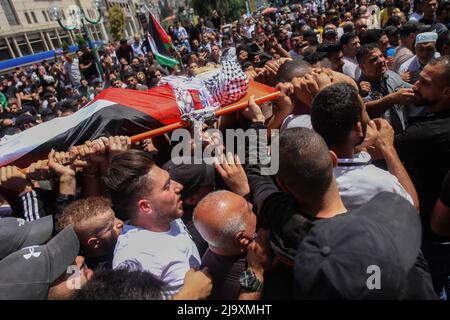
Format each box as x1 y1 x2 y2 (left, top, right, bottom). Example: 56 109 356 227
0 99 116 166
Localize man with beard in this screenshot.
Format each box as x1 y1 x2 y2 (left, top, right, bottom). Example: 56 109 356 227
311 83 418 210
357 43 415 133
395 55 450 237
395 56 450 295
399 32 440 119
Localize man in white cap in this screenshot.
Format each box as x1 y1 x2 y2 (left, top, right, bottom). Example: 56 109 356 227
399 32 440 118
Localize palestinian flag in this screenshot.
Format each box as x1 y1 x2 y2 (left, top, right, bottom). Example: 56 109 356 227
147 13 179 68
0 87 182 168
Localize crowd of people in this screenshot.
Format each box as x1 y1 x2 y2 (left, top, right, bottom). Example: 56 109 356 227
1 0 450 300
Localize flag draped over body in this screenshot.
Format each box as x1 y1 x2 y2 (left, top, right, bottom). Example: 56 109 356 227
147 13 179 68
0 61 251 168
0 86 181 168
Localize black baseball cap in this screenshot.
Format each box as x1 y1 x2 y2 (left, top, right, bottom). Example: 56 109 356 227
0 226 80 299
294 192 430 299
0 216 53 260
163 158 215 199
384 25 399 37
360 29 385 45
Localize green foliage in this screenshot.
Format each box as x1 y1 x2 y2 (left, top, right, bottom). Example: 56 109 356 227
61 41 70 51
108 5 126 41
189 0 246 22
75 35 86 47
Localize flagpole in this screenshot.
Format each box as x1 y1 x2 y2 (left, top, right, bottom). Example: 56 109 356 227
130 89 280 143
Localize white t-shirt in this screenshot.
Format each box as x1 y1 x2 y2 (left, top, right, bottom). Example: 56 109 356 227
113 219 201 295
342 56 361 80
335 152 414 210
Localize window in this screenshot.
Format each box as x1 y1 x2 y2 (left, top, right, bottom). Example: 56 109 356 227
0 39 13 60
28 34 45 53
42 10 49 22
0 0 19 26
17 36 31 56
31 11 38 23
24 12 32 24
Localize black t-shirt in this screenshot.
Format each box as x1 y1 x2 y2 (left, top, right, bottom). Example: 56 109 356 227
79 52 99 79
440 171 450 207
2 85 16 99
211 17 221 30
395 108 450 239
200 249 246 300
116 45 133 64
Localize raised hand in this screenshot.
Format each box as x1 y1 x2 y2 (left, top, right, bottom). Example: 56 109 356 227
214 153 250 196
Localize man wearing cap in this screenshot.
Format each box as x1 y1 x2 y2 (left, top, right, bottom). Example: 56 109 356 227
103 150 201 296
384 25 400 47
393 21 420 72
399 32 440 85
0 226 93 299
193 190 257 300
294 192 437 299
0 216 53 261
399 32 440 118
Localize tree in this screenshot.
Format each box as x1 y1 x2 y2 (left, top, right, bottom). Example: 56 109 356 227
61 41 70 52
108 5 126 41
189 0 246 22
75 35 86 47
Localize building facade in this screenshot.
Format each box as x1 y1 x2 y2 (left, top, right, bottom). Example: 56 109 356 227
0 0 142 61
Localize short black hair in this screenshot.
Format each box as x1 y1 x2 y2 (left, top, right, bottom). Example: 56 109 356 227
317 43 342 56
340 32 358 47
75 267 168 300
385 15 402 28
399 21 419 39
311 83 362 147
303 52 327 65
437 30 450 54
276 128 333 202
360 29 385 45
356 43 379 64
276 58 311 82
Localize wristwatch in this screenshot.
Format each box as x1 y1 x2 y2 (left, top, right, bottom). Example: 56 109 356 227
240 269 264 292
